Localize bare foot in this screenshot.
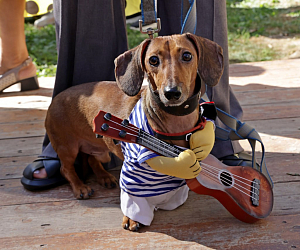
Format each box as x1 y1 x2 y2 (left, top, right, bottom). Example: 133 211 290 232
0 58 36 80
18 61 37 80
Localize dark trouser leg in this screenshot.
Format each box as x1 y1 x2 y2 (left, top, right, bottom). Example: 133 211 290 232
157 0 243 158
41 0 128 158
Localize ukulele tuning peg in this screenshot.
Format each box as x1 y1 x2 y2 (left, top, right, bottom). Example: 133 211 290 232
121 119 129 126
104 113 112 120
119 130 127 138
101 123 109 131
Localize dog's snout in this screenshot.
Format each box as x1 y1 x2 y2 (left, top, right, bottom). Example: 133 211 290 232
164 86 182 101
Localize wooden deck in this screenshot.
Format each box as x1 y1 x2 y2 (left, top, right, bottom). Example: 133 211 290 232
0 59 299 250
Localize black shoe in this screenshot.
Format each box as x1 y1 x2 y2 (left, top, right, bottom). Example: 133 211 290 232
21 158 66 191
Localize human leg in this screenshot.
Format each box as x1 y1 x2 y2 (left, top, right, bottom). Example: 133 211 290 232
22 0 128 189
0 0 38 92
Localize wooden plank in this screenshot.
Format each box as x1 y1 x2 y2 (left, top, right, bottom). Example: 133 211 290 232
242 101 300 121
0 121 45 139
0 136 43 158
230 72 300 89
0 191 299 249
239 133 300 154
1 177 299 218
0 175 120 206
2 221 299 250
1 151 299 202
265 153 300 183
0 95 51 110
234 87 300 105
229 59 300 89
0 155 38 179
0 108 47 124
0 77 53 125
240 118 300 136
1 170 297 206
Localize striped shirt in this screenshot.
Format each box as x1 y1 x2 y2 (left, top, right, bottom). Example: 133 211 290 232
120 99 186 197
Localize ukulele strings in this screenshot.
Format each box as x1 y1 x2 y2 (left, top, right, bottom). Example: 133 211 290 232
196 168 258 201
202 161 257 190
131 125 259 195
199 163 258 200
105 119 258 200
107 118 181 155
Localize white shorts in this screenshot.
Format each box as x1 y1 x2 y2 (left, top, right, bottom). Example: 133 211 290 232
120 185 189 226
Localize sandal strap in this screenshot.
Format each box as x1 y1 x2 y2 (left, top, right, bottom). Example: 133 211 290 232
23 159 44 180
43 159 61 178
23 157 61 180
1 57 32 79
0 57 33 90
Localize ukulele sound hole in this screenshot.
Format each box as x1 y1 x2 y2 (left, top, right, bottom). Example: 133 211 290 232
220 171 233 187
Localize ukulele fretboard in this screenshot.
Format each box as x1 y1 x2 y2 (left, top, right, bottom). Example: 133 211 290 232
137 129 183 158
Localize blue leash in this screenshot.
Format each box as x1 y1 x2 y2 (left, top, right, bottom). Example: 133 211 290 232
180 0 197 34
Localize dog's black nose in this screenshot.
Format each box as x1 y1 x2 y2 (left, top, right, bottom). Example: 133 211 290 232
164 86 182 100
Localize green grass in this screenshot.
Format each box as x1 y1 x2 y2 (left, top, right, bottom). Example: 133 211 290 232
226 0 300 63
25 0 300 76
126 25 149 49
25 23 57 77
227 2 300 36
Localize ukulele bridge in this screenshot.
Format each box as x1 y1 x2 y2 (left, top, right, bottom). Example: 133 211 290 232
251 178 260 206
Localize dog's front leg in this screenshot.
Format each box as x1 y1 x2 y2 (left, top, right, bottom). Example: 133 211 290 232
59 152 93 199
60 162 94 199
88 154 118 189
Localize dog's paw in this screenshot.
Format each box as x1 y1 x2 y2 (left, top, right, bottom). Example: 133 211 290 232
72 184 94 199
97 172 118 189
121 216 142 232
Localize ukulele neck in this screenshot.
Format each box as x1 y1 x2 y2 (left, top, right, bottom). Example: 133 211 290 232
137 129 183 158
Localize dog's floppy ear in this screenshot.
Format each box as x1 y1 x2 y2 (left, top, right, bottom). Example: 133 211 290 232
186 33 224 87
114 39 151 96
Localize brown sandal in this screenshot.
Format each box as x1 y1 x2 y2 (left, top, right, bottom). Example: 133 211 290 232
0 57 39 93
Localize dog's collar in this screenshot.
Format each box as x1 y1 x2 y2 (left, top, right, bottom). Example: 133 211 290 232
149 74 202 116
153 116 207 141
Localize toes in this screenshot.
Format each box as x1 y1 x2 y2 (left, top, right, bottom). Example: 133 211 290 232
98 176 118 189
128 220 141 232
122 216 141 232
88 189 94 196
74 185 93 199
122 216 129 229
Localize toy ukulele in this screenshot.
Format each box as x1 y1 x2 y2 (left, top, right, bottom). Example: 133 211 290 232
93 111 273 223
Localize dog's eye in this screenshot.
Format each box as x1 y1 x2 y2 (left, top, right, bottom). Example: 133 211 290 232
149 56 160 67
182 52 192 61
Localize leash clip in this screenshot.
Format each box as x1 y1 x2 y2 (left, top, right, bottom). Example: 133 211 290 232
139 18 161 39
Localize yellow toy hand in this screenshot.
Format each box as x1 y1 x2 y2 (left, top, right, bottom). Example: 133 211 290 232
146 149 201 179
190 121 215 161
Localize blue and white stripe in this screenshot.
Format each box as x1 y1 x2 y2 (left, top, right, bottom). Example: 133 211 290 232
120 99 186 197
